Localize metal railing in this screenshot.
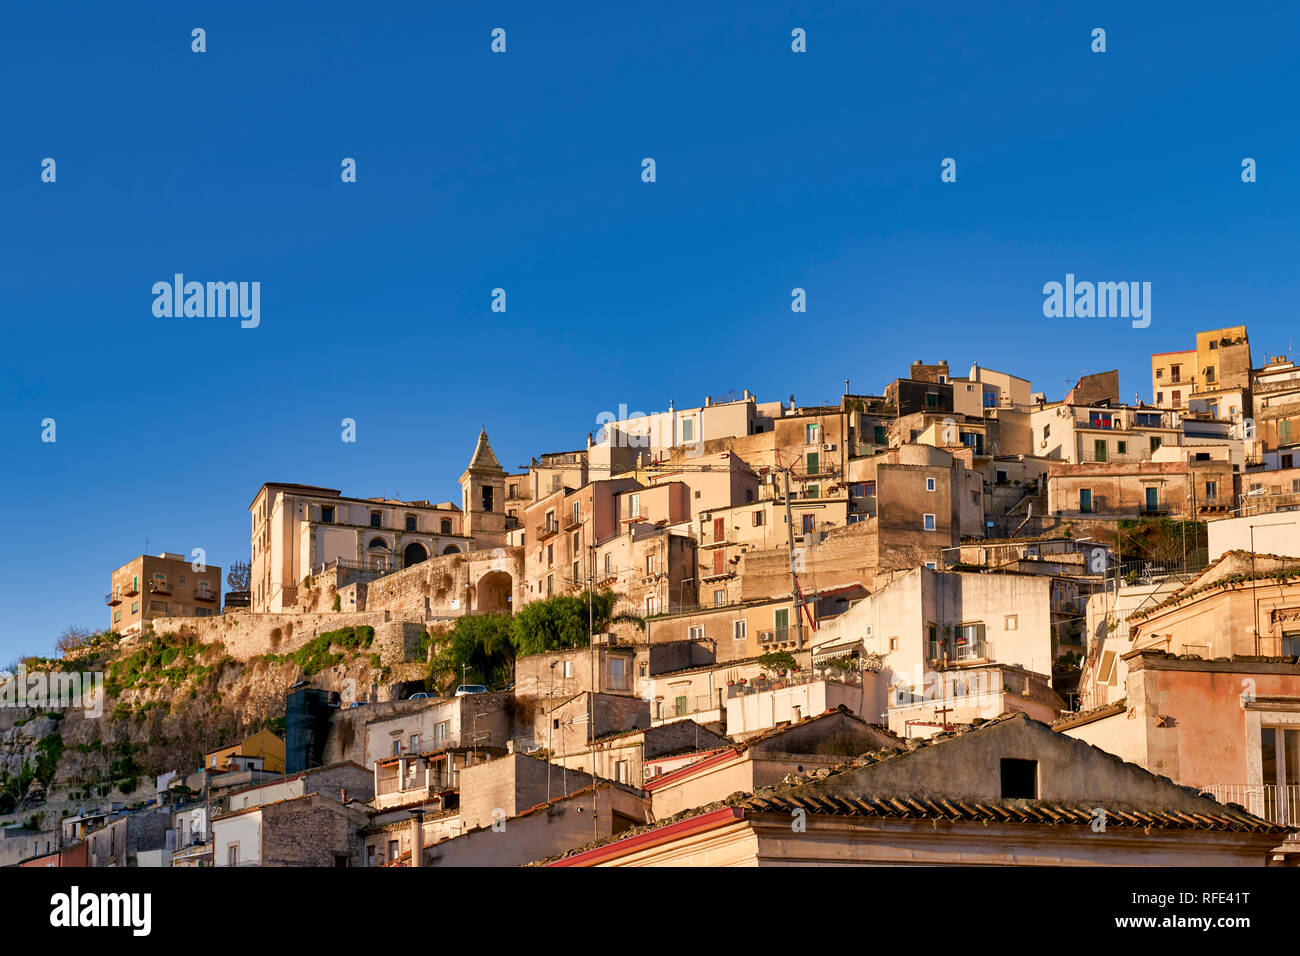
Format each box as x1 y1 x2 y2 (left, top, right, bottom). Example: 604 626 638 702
1200 784 1300 827
725 668 863 699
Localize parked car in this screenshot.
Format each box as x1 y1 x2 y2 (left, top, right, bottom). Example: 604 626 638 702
454 684 491 696
407 692 433 700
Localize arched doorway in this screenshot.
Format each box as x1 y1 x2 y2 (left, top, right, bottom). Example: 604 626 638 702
402 542 428 569
476 570 512 612
441 544 461 556
366 537 390 571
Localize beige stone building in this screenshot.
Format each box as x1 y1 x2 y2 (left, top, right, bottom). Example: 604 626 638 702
107 552 222 635
1149 325 1252 408
1047 456 1235 520
546 714 1289 866
1252 355 1300 469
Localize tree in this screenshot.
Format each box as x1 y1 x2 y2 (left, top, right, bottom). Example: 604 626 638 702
227 560 251 592
431 614 515 692
509 590 642 657
54 625 93 657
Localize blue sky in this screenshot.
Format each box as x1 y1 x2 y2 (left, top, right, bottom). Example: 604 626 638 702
1 2 1297 660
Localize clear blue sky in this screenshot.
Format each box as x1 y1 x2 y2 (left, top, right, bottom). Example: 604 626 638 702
2 2 1297 660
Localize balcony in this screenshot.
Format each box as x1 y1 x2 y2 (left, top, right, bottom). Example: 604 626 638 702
123 580 139 596
564 513 582 531
150 580 171 595
1200 784 1300 827
928 640 989 664
106 592 122 606
194 590 217 602
537 520 559 541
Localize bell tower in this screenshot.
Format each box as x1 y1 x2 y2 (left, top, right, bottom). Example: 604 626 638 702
459 429 508 550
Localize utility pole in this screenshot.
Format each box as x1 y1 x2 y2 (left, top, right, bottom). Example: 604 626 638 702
783 468 804 650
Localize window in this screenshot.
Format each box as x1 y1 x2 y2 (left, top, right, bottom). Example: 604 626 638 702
1043 423 1051 439
228 844 239 867
604 553 612 575
923 514 936 531
547 544 553 566
572 532 580 550
1205 481 1217 500
1000 759 1038 799
409 735 421 753
1116 441 1127 455
873 424 887 444
608 657 627 690
713 590 725 606
802 514 815 533
733 619 747 641
628 494 641 518
388 840 399 862
1170 364 1182 382
805 485 820 499
1156 368 1164 379
1208 340 1218 350
392 740 401 756
481 486 494 512
806 452 819 475
406 515 417 531
1259 727 1300 793
370 511 382 528
1093 439 1107 462
1150 436 1162 453
572 501 580 525
573 561 579 582
925 392 939 409
926 477 936 492
889 636 898 651
1172 390 1181 405
1004 614 1018 631
675 695 688 717
752 511 764 527
1204 365 1215 382
1156 391 1164 404
434 720 450 744
321 505 334 523
178 575 187 588
562 660 574 678
688 625 704 641
714 517 726 541
646 553 656 575
682 417 694 443
645 595 657 615
113 610 121 623
441 518 452 534
546 574 553 597
806 423 819 444
614 760 630 784
1089 412 1113 429
1079 488 1093 513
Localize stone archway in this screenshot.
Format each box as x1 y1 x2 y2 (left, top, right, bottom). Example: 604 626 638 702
476 570 512 613
402 542 428 569
441 544 461 556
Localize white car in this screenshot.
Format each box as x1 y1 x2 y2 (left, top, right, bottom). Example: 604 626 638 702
455 684 491 696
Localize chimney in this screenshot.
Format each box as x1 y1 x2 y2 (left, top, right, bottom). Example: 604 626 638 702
410 809 425 868
340 789 348 804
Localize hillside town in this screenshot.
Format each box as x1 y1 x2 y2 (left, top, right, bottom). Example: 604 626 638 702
5 323 1300 867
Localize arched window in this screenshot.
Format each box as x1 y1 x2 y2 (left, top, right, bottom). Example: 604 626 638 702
368 537 389 550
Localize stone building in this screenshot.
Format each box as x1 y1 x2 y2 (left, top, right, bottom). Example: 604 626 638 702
107 552 222 635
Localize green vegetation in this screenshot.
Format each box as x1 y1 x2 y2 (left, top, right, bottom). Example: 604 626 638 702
758 650 798 673
263 625 374 676
428 590 643 692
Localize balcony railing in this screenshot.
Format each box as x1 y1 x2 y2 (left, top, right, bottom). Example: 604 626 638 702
537 520 559 540
194 591 217 602
928 640 989 664
106 592 122 606
150 581 171 594
123 581 139 596
1200 784 1300 827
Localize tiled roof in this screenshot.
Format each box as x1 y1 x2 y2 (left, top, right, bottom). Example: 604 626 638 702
738 792 1282 833
533 712 1290 864
1051 698 1127 731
